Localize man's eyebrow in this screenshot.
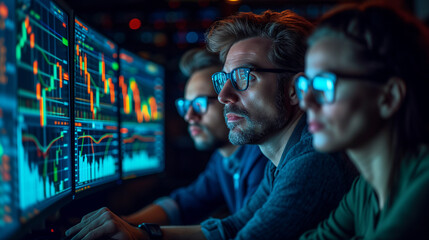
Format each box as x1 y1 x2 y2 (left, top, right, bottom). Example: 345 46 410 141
222 63 257 72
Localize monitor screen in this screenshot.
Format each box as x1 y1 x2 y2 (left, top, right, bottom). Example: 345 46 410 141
15 0 72 223
74 17 120 194
119 49 164 180
0 0 19 238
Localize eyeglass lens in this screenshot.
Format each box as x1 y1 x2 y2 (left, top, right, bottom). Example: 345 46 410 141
212 68 250 94
295 73 336 104
176 97 209 117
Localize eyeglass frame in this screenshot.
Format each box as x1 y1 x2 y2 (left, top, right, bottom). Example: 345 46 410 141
211 67 297 94
294 70 389 104
175 95 218 117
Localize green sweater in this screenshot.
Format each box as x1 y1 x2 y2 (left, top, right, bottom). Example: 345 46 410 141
300 146 429 239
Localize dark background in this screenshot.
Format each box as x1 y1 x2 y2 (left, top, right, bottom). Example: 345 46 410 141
29 0 428 237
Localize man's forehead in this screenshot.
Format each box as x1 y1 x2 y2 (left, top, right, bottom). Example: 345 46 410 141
224 37 273 72
185 73 216 99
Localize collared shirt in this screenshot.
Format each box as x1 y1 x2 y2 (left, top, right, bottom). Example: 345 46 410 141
201 116 358 240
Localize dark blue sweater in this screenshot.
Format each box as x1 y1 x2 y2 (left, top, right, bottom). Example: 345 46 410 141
201 116 358 240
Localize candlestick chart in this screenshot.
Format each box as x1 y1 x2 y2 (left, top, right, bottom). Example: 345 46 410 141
74 17 119 192
15 0 72 221
119 49 164 179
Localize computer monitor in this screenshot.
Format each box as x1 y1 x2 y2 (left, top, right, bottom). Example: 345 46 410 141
15 0 72 226
74 17 120 195
119 49 164 180
0 0 19 238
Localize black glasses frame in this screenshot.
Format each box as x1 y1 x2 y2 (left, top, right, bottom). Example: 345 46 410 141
211 67 296 94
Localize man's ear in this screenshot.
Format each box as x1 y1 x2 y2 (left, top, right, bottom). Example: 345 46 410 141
378 77 406 119
288 73 301 106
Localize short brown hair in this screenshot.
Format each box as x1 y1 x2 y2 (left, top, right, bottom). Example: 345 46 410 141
205 10 314 73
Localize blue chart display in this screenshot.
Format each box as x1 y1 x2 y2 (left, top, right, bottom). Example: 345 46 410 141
0 0 18 238
119 49 164 179
74 17 119 193
16 0 72 222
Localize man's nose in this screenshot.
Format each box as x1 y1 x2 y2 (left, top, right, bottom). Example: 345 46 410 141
184 106 201 123
218 79 239 105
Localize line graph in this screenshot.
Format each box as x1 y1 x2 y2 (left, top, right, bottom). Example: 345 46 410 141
74 122 119 192
121 130 163 176
18 119 71 212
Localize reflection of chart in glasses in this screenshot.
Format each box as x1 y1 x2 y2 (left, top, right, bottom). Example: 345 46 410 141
15 0 72 222
0 0 19 238
119 49 164 179
74 17 119 193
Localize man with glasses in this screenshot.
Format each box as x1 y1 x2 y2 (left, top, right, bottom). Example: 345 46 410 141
198 10 357 240
65 12 356 240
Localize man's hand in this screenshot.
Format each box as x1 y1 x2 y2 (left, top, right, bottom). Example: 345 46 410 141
65 207 147 240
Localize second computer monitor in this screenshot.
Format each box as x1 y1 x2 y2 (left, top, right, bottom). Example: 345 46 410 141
119 49 164 180
74 17 120 194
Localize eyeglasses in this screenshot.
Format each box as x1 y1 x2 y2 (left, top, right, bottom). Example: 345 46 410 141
294 71 387 104
175 96 218 117
211 67 295 94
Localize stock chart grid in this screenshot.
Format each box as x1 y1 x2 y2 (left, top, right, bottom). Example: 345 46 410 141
74 17 119 193
119 49 164 179
15 0 72 221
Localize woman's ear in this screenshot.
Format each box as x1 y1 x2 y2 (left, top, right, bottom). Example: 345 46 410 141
378 77 406 118
288 72 301 106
